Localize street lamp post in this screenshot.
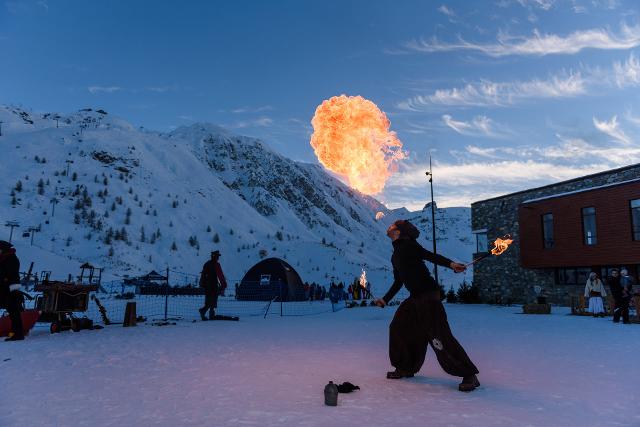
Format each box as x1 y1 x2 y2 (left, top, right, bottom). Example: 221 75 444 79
425 155 438 287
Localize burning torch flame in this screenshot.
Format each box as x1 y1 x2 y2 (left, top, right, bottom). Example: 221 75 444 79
310 95 407 195
465 235 514 267
359 268 367 289
375 211 385 221
490 236 513 256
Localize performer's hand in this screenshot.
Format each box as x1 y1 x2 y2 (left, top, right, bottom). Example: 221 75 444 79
450 262 466 273
374 298 386 308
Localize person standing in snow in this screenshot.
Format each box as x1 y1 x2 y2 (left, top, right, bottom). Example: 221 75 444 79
198 250 227 321
584 272 606 317
617 269 635 324
374 220 480 392
608 269 627 323
0 240 24 341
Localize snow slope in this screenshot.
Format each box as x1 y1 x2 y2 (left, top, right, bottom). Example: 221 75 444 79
1 305 638 426
0 105 473 288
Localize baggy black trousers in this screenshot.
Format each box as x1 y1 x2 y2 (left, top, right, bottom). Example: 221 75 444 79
389 293 478 377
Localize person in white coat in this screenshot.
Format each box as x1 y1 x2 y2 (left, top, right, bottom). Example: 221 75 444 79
584 272 607 317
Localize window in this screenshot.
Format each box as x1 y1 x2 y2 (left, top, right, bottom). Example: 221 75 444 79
631 199 640 241
475 232 488 253
542 213 554 248
555 267 593 285
582 207 597 245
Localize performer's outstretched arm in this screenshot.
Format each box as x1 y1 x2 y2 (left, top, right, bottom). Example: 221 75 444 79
382 268 403 304
419 245 454 269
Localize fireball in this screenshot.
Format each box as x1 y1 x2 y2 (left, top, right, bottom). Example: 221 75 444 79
310 95 406 195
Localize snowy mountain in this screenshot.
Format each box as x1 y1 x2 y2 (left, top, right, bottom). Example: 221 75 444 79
0 105 473 289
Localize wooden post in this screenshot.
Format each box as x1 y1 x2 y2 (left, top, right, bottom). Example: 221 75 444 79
123 302 137 327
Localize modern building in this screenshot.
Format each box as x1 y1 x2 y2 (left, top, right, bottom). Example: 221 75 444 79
471 164 640 304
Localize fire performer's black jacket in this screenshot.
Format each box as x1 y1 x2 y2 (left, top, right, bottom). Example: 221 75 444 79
382 239 453 304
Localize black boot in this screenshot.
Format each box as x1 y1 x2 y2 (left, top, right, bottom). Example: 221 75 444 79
5 334 25 342
459 375 480 392
199 307 208 321
209 309 216 321
386 369 414 379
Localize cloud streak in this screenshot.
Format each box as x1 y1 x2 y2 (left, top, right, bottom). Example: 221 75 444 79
88 86 122 94
593 115 632 144
398 72 585 109
442 114 507 137
403 23 640 57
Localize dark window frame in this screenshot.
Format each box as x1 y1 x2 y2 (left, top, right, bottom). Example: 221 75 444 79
541 213 554 249
630 199 640 241
581 206 597 246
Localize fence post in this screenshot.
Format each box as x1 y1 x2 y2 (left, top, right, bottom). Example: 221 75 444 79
280 280 283 317
164 267 169 321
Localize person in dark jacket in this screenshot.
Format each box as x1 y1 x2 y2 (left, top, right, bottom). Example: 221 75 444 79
198 250 227 320
374 220 480 392
608 269 627 323
618 269 635 324
0 240 24 341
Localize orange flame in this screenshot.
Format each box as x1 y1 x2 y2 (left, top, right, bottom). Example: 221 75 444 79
359 268 367 289
490 235 513 256
310 95 406 195
375 211 385 221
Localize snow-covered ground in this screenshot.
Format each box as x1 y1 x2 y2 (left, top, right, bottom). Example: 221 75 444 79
3 304 638 427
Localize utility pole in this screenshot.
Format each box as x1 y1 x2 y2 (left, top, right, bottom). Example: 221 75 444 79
50 197 59 217
425 155 438 287
5 221 19 243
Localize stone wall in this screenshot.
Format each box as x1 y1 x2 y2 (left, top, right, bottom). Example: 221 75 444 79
471 164 640 305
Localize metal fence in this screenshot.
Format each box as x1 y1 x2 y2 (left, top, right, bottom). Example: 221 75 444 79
20 277 363 326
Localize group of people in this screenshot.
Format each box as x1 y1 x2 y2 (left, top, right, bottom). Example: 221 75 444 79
303 282 327 301
584 269 636 323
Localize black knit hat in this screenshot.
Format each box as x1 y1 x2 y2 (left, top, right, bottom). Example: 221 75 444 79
393 220 420 240
211 250 221 257
0 240 13 251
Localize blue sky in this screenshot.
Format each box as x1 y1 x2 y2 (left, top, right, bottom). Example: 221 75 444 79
2 0 640 209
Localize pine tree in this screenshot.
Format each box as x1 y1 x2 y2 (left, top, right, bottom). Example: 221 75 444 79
72 172 78 181
14 180 22 192
171 241 177 251
213 233 220 243
108 246 114 257
140 226 146 243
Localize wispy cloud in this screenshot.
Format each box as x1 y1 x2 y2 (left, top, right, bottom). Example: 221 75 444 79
397 72 585 109
224 105 274 114
442 114 508 137
397 53 640 110
437 5 456 17
229 117 274 129
88 86 122 94
402 23 640 57
612 53 640 87
517 0 555 10
593 115 632 144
